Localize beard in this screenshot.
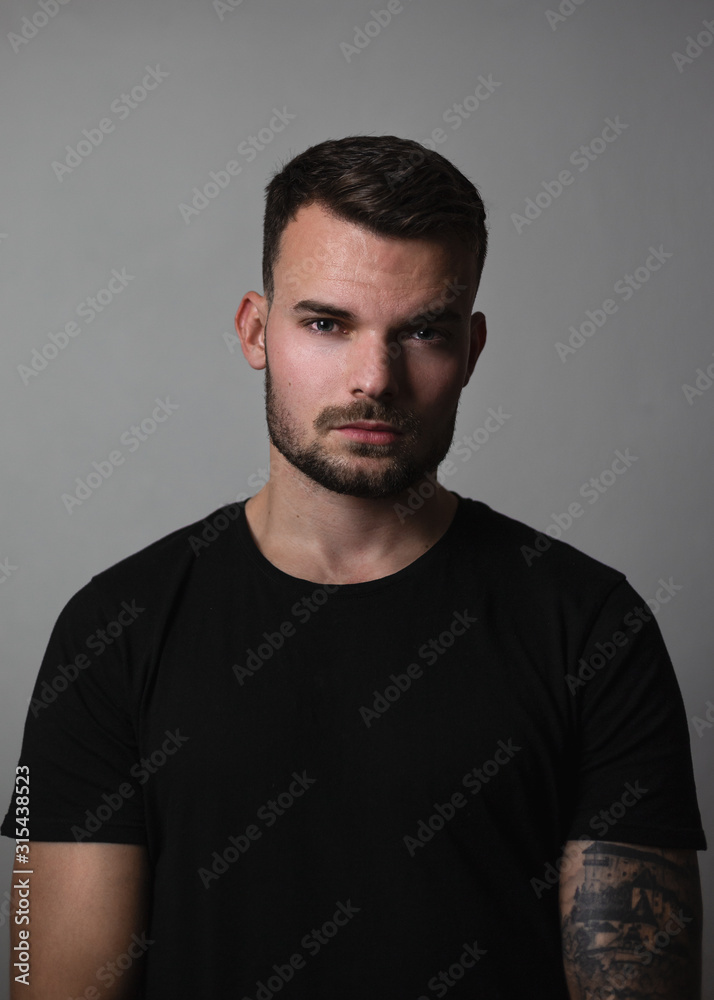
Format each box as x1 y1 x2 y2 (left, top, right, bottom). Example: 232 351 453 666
263 353 459 500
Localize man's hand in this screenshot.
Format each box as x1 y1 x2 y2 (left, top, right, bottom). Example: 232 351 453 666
559 839 702 999
9 841 150 1000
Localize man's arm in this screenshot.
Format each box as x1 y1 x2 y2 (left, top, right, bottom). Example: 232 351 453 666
559 839 702 999
9 842 151 1000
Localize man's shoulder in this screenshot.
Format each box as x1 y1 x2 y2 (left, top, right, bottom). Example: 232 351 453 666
87 501 246 598
457 494 627 594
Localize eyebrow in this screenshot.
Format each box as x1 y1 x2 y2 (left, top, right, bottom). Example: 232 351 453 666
291 299 464 325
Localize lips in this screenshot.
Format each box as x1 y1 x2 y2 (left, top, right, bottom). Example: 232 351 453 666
336 421 401 433
333 421 402 444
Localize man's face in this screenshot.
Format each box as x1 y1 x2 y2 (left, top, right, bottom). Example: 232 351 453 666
243 201 485 500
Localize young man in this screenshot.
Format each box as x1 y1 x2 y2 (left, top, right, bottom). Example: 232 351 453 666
2 136 706 998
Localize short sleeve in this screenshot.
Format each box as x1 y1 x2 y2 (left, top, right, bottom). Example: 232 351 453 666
565 578 707 850
1 581 147 844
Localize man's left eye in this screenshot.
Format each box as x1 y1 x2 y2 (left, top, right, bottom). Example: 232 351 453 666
407 328 445 342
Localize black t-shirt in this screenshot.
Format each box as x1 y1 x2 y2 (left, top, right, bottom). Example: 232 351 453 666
2 494 706 998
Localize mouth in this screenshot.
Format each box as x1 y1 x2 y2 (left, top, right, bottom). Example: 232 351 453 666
334 421 402 444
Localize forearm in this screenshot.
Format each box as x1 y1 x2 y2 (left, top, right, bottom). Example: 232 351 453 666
559 840 702 1000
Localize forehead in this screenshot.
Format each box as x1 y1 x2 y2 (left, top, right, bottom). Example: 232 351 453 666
274 201 477 307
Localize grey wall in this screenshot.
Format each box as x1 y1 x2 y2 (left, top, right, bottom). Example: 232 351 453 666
1 0 712 993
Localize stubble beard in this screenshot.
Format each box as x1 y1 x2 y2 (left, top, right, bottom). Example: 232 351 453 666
263 354 459 500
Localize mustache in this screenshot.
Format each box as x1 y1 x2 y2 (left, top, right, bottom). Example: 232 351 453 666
314 403 420 434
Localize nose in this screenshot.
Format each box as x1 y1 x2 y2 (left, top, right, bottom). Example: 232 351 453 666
347 331 400 401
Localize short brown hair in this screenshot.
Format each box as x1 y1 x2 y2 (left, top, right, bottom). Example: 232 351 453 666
262 135 488 303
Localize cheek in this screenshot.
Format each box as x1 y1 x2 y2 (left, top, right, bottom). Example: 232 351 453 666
270 338 340 399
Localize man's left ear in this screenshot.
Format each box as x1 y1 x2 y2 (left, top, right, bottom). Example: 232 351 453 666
464 312 487 386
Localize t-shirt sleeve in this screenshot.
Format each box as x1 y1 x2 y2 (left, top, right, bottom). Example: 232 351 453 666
564 577 707 850
0 580 147 844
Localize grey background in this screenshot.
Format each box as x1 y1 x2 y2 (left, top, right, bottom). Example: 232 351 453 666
1 0 712 993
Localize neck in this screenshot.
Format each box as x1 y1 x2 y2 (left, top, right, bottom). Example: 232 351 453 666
243 450 458 585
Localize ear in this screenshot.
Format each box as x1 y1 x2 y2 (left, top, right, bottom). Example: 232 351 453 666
235 291 269 370
463 311 487 387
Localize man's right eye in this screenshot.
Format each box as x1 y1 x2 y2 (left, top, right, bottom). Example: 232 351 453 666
306 319 341 334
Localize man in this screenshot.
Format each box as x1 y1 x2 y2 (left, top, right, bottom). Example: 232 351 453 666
2 136 706 998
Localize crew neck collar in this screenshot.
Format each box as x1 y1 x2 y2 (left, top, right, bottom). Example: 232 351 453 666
233 491 469 596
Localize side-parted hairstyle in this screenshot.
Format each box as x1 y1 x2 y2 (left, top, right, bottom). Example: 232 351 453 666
262 135 488 304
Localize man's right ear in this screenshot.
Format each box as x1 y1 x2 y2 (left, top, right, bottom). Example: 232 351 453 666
235 291 268 370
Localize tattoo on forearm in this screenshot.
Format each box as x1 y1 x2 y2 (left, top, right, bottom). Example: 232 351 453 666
560 841 701 999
